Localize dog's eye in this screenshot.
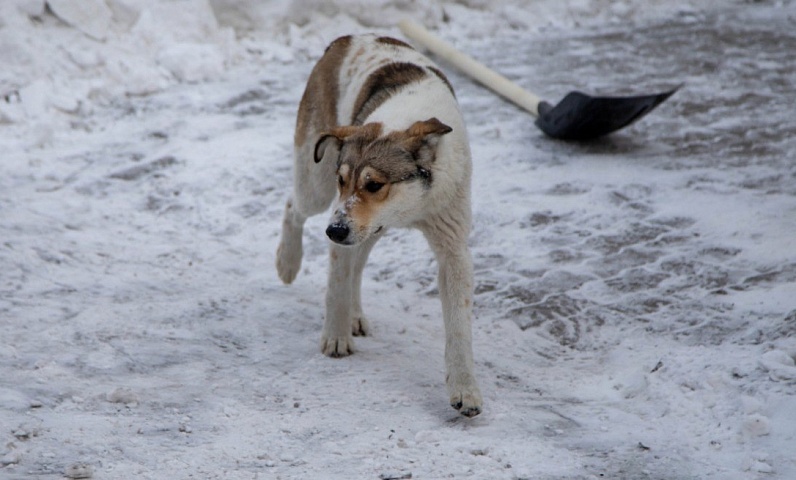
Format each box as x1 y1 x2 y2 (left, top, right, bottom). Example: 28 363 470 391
338 175 345 188
364 181 384 193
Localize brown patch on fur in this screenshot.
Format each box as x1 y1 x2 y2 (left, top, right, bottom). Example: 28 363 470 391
315 123 384 164
357 167 390 200
376 36 414 49
383 118 452 160
428 66 456 97
351 62 427 125
347 204 374 238
346 47 367 78
405 117 452 138
377 118 452 183
337 163 351 183
351 46 366 61
346 167 391 235
295 35 352 148
326 123 384 146
331 118 451 194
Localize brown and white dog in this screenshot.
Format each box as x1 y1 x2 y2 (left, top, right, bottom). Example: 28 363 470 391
276 34 482 417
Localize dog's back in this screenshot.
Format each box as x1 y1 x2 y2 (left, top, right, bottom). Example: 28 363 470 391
296 34 465 148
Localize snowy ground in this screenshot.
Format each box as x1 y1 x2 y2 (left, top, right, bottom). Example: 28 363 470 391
2 1 795 479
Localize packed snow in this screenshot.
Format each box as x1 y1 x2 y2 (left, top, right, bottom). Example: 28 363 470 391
2 0 795 479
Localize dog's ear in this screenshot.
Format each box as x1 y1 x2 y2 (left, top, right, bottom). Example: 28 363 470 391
313 123 383 163
401 117 452 163
406 117 452 142
314 127 351 164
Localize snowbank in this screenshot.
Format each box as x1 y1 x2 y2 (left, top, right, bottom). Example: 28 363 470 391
0 0 729 136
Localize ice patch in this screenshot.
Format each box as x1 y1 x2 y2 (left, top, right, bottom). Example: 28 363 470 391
742 414 771 437
759 349 796 382
64 463 94 479
414 429 441 443
47 0 113 40
131 0 226 46
157 43 225 82
0 450 22 467
106 387 139 405
0 389 30 411
18 79 49 118
743 452 775 474
7 0 46 18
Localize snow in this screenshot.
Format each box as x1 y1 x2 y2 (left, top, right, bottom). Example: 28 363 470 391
46 0 113 41
2 0 795 479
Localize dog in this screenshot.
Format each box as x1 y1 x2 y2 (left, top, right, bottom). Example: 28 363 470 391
276 34 482 417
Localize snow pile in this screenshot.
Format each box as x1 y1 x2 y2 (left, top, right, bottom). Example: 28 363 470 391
0 0 732 138
47 0 113 40
0 0 242 139
760 346 796 382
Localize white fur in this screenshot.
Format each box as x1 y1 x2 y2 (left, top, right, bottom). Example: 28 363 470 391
276 35 482 417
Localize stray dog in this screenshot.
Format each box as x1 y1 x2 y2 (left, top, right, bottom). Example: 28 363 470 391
276 34 482 417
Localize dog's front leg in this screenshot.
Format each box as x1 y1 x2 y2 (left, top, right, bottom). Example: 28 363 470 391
434 242 483 417
322 233 381 355
321 243 357 357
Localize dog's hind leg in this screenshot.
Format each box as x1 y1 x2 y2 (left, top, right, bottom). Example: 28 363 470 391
276 144 337 284
275 196 306 284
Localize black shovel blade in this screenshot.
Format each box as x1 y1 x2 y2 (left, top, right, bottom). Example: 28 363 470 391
534 87 679 140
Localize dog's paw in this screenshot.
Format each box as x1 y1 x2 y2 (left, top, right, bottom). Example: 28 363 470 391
320 334 355 358
448 378 483 417
352 316 370 337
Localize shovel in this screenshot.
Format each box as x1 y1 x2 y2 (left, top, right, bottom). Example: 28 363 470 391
398 20 679 141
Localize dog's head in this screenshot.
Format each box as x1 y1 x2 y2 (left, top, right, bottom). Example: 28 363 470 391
314 118 452 246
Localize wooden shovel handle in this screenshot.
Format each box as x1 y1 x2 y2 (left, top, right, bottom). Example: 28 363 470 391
398 19 541 117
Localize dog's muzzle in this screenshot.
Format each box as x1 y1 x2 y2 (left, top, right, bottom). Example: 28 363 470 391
326 223 350 244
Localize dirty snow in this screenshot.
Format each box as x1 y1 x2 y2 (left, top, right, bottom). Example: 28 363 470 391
1 0 795 479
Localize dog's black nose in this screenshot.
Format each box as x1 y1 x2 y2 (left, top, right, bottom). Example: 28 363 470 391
326 223 350 243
